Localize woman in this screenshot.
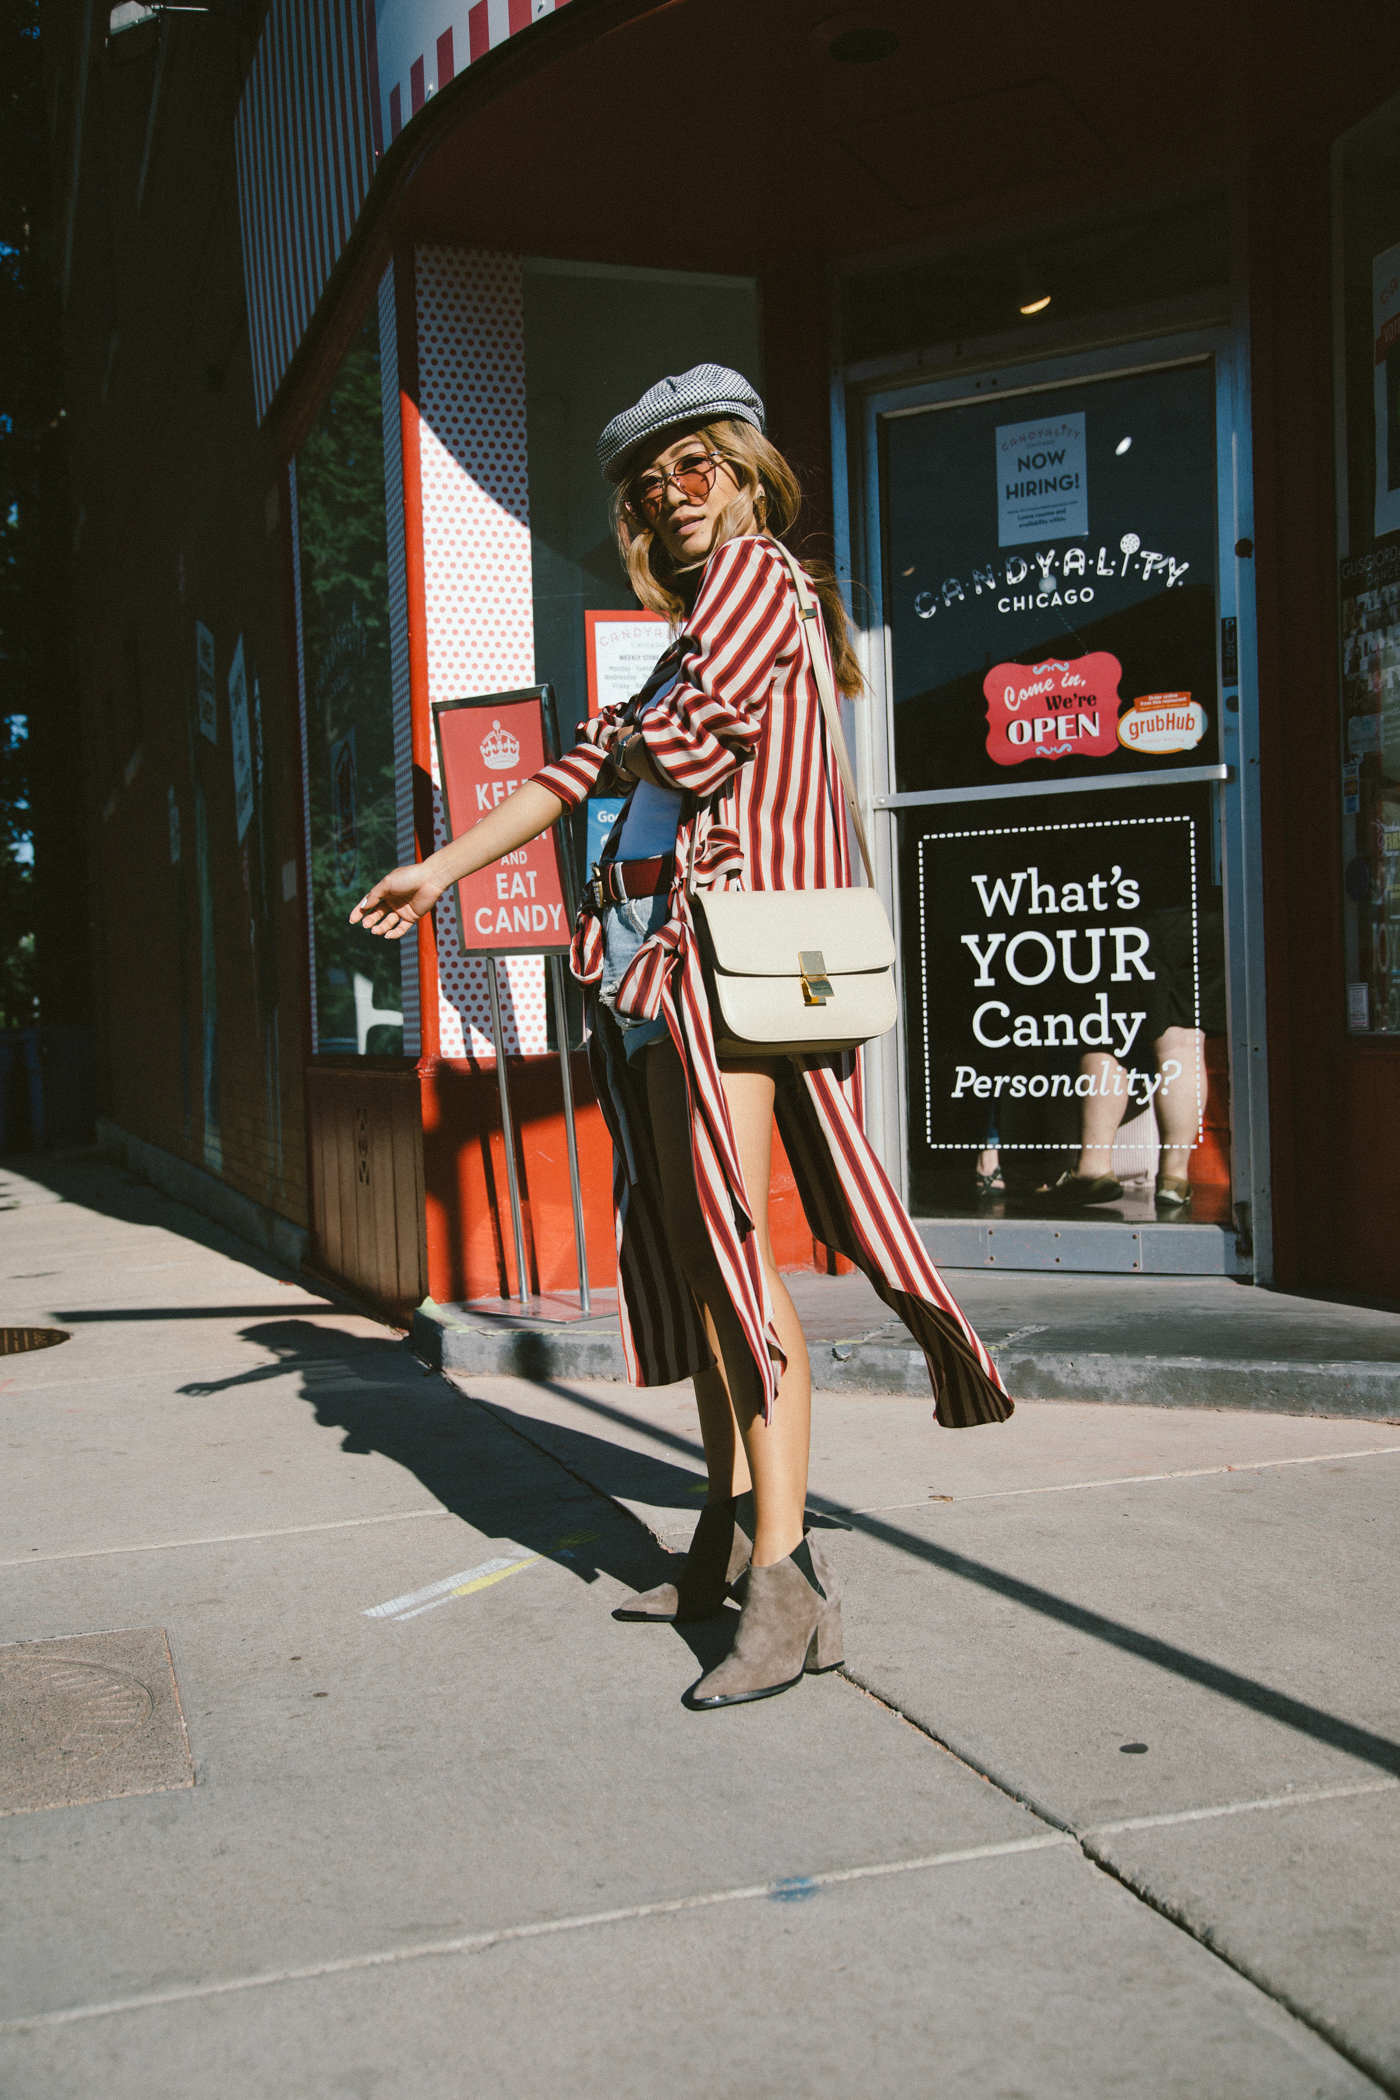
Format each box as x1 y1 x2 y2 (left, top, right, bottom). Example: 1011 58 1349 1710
352 364 1011 1710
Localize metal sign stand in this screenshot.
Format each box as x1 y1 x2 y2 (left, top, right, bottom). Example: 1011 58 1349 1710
486 952 592 1319
550 953 592 1316
486 955 531 1309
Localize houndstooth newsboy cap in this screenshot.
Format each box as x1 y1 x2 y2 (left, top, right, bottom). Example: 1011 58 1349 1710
597 363 765 483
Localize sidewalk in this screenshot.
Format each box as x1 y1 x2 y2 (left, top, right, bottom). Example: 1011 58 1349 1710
1 1155 1398 2097
417 1263 1400 1418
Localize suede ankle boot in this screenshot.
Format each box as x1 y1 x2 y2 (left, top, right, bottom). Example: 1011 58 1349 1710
682 1533 843 1708
613 1493 753 1623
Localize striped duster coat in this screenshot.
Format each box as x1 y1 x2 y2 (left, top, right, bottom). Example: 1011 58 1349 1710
530 533 1012 1431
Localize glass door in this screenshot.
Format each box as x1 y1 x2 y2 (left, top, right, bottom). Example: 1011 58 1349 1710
854 333 1258 1274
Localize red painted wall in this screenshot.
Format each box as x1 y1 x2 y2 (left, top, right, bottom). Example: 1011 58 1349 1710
419 1050 846 1305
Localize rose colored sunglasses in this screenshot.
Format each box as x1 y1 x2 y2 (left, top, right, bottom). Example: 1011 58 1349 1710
625 450 725 523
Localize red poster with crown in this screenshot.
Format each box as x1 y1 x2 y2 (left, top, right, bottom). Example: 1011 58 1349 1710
432 686 576 956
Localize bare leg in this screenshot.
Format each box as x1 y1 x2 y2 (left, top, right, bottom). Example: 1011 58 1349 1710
1154 1027 1207 1182
1075 1053 1131 1178
643 1042 810 1570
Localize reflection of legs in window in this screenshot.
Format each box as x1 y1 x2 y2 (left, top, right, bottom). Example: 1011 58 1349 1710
975 1115 1003 1198
1074 1052 1131 1179
1154 1026 1206 1209
1031 1051 1127 1205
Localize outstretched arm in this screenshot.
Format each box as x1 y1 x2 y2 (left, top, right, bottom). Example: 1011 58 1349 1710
349 780 566 940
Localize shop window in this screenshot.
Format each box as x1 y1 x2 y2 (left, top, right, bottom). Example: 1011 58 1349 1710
521 259 761 880
887 362 1219 794
293 306 403 1056
1336 94 1400 1038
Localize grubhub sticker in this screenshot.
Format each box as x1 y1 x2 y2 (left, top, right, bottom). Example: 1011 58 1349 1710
1117 693 1207 755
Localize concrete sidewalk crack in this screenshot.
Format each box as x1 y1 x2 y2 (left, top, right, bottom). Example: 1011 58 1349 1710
1080 1842 1396 2097
835 1668 1396 2098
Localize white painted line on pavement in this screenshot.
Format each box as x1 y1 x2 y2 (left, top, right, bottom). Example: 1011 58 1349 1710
1083 1775 1400 1839
855 1441 1400 1514
364 1553 541 1622
0 1506 449 1569
0 1831 1072 2033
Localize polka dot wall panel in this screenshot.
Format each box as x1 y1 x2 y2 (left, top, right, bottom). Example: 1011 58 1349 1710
415 244 546 1058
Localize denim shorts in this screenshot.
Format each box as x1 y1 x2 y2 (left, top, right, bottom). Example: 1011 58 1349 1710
598 892 670 1062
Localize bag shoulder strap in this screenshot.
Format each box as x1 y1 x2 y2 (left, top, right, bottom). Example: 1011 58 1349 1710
683 536 875 896
769 540 876 887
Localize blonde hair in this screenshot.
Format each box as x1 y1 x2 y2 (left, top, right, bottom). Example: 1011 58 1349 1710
613 420 865 699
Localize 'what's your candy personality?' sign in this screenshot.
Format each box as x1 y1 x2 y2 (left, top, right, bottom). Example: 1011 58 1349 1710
433 689 574 956
904 800 1209 1179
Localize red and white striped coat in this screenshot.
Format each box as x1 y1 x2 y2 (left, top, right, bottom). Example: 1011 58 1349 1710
531 533 1012 1430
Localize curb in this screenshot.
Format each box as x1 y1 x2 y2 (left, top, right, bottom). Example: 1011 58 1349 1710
413 1304 630 1384
411 1303 1400 1420
994 1348 1400 1418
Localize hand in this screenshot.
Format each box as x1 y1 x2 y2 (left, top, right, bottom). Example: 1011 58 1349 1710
350 780 567 940
349 862 445 940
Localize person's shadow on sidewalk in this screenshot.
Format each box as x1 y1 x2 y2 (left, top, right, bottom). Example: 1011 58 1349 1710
182 1316 740 1677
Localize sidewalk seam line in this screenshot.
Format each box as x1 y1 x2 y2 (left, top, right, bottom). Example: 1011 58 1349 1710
0 1836 1071 2033
1084 1777 1400 1835
849 1442 1400 1512
0 1507 449 1568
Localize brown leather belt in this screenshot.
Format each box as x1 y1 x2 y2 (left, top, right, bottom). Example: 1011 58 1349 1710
589 854 674 910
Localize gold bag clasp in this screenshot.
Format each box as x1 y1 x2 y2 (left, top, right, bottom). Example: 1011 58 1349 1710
799 950 833 1006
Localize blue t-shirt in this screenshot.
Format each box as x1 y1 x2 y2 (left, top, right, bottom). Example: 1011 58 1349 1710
615 665 682 860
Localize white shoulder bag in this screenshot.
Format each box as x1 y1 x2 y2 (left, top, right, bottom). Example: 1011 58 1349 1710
688 542 898 1059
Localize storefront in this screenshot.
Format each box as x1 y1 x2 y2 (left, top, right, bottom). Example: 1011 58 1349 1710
256 6 1400 1309
57 0 1400 1313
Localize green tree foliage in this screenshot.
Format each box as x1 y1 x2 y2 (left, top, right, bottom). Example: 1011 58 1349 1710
295 312 402 1050
296 332 392 662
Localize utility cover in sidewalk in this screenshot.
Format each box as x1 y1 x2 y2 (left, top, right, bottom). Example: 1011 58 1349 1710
0 1627 194 1816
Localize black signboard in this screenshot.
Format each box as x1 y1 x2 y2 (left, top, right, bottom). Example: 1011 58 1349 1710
901 785 1226 1212
884 360 1220 794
